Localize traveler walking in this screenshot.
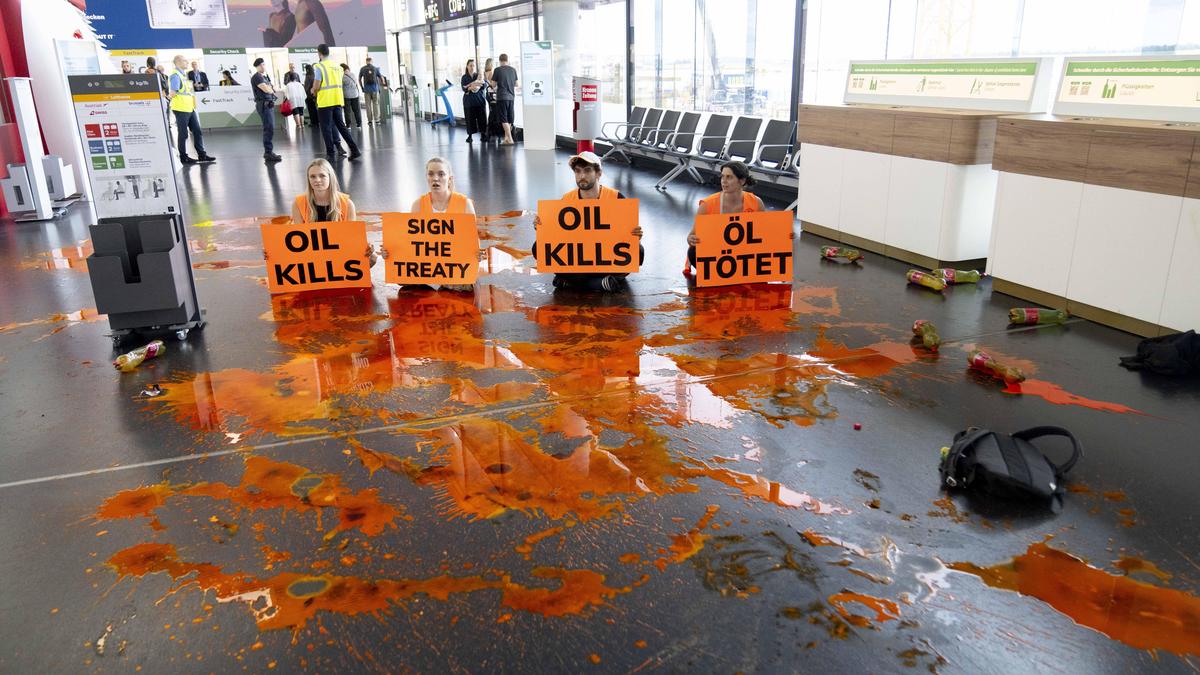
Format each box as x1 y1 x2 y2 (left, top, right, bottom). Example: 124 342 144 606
341 64 363 129
303 64 319 123
490 53 519 145
461 59 488 143
358 56 382 126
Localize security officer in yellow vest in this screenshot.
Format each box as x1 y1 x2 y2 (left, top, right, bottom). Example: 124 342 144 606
168 55 216 165
310 43 361 161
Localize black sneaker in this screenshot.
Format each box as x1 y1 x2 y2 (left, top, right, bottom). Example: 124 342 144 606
552 276 567 289
264 153 282 162
336 146 348 156
197 154 216 162
179 155 198 165
466 135 473 143
600 275 621 292
348 151 362 161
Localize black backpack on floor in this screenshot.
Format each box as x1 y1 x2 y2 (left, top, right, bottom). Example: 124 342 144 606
939 426 1082 509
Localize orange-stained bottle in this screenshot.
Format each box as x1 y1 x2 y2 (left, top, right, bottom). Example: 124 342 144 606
967 349 1025 383
931 268 981 284
907 269 946 292
912 320 941 351
821 246 863 262
1009 307 1068 325
114 340 166 372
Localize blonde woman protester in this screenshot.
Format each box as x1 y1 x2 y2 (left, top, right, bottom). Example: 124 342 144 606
264 158 377 266
380 157 477 292
684 160 791 277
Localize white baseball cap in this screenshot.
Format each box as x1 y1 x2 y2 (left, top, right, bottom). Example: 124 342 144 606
568 151 602 169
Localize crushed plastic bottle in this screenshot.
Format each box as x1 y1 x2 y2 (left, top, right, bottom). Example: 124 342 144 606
906 269 947 292
1008 307 1069 325
114 340 166 372
912 320 941 351
821 246 863 262
931 268 982 284
967 349 1026 383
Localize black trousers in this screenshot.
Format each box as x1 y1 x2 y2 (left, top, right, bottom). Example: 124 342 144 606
256 101 275 154
464 104 487 137
345 98 362 127
305 96 318 123
173 110 205 158
317 105 359 156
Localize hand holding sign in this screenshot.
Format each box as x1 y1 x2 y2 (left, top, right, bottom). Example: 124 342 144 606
694 211 794 287
382 212 480 285
535 199 640 274
260 221 372 294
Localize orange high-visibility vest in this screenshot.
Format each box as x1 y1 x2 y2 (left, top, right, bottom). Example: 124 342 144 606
294 193 351 223
561 185 620 200
417 191 469 212
699 191 761 215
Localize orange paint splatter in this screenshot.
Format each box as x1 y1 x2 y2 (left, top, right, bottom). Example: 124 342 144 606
826 592 901 626
515 526 565 558
654 505 719 571
1113 555 1172 582
950 541 1200 657
685 460 848 514
1003 379 1141 415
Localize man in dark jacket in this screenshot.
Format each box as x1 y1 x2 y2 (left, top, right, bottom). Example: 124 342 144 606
188 61 209 92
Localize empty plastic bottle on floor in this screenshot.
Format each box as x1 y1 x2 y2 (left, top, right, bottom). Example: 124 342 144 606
1009 307 1069 325
114 340 166 372
821 246 863 262
932 268 981 284
912 320 941 351
906 269 947 292
967 349 1026 383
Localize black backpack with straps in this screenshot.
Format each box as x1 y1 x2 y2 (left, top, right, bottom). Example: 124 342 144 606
939 426 1082 509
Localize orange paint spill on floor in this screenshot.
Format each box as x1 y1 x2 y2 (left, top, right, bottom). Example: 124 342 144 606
96 455 402 539
684 460 848 515
107 543 631 632
19 240 93 272
950 541 1200 657
654 505 719 571
1003 379 1142 415
826 591 901 626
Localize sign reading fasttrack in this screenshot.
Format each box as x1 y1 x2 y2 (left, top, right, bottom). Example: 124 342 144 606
536 199 640 274
694 211 793 287
261 221 371 294
382 212 479 285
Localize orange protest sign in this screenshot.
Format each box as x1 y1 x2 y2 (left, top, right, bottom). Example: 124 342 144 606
382 212 480 285
693 211 794 287
535 199 640 274
260 221 372 294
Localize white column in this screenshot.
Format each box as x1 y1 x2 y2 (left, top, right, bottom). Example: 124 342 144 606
541 0 580 138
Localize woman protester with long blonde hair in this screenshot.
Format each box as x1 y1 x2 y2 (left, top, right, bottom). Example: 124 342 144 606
265 158 377 266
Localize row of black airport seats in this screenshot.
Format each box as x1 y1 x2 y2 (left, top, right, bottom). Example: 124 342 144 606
597 107 799 210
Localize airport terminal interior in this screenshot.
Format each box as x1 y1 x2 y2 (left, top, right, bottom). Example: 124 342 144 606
1 0 1199 672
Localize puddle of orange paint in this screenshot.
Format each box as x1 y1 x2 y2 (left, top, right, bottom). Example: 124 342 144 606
826 591 901 626
1003 379 1142 415
950 540 1200 657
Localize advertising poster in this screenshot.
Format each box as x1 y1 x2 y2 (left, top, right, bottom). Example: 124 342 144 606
146 0 230 29
693 211 793 288
84 0 386 50
573 76 600 140
535 199 640 274
521 41 554 106
69 74 182 219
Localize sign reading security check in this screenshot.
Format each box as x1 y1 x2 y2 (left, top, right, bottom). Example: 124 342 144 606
536 199 640 273
261 221 372 293
382 212 480 284
694 211 793 287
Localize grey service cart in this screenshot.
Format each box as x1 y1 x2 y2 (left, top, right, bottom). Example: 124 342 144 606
86 213 206 346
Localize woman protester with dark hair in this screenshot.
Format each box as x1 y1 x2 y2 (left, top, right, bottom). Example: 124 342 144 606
684 160 791 276
461 59 488 144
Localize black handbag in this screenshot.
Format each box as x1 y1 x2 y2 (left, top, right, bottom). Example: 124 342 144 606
939 426 1082 509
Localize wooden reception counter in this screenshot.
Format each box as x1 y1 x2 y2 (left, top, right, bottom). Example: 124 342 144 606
988 114 1200 336
797 103 1009 268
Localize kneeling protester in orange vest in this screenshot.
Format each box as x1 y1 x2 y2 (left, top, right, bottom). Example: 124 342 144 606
381 212 479 285
261 221 372 293
693 210 793 287
535 198 640 274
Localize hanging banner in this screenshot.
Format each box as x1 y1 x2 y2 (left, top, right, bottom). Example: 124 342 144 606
693 211 794 287
69 74 182 219
382 212 480 285
535 199 640 274
1054 57 1200 123
260 221 372 294
146 0 230 29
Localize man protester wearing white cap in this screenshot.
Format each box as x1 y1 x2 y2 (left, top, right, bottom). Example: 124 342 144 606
251 58 282 162
533 151 644 292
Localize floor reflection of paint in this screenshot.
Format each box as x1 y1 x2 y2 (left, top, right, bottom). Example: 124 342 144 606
950 540 1200 657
